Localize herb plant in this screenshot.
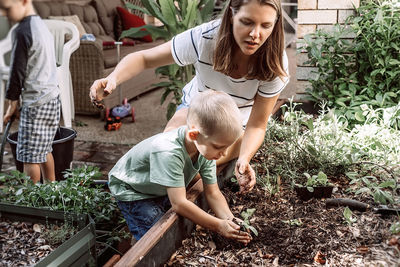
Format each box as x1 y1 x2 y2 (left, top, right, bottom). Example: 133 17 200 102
301 171 331 192
343 207 357 226
0 166 120 225
240 208 258 236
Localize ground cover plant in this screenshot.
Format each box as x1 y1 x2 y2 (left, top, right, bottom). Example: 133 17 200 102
300 0 400 127
168 103 400 266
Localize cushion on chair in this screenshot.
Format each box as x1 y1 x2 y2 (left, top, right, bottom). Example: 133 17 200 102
34 2 108 39
116 7 153 42
92 0 124 40
48 15 87 38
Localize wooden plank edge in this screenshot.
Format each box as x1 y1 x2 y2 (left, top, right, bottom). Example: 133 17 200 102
114 178 205 267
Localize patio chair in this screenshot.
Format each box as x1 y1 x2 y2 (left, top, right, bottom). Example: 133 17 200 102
0 19 80 132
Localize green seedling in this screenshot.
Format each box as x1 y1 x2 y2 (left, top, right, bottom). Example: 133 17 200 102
282 218 303 227
240 208 258 236
390 221 400 235
301 171 331 192
343 207 357 226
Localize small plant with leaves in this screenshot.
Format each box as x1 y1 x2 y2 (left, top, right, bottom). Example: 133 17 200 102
298 171 332 193
346 172 398 205
390 221 400 234
343 207 357 226
239 208 258 236
282 218 303 227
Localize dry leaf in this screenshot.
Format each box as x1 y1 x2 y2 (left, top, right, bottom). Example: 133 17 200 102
356 245 369 254
33 224 41 233
388 237 398 246
314 251 326 264
208 241 216 250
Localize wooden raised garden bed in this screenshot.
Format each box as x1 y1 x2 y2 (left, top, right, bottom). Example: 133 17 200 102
0 203 96 266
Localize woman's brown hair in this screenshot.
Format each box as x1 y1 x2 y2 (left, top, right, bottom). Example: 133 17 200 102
213 0 287 81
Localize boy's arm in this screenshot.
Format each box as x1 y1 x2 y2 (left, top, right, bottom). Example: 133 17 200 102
3 100 18 124
203 183 234 220
6 29 32 102
167 187 251 244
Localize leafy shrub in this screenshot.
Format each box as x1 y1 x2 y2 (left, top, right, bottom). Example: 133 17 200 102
0 166 120 225
300 0 400 126
257 100 400 204
121 0 215 119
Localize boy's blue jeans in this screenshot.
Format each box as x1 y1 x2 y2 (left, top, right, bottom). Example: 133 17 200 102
117 196 171 240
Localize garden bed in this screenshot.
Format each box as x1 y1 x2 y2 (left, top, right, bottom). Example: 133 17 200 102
168 181 399 266
0 203 96 266
113 100 400 266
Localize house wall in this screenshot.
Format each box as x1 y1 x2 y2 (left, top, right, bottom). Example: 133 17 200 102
295 0 360 101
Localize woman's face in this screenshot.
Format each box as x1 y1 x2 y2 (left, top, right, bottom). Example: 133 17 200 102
232 1 278 56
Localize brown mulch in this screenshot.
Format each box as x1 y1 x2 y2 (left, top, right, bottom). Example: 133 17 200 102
167 182 400 266
0 219 75 266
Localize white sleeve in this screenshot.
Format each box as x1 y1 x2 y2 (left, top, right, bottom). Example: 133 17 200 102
171 24 204 66
257 50 290 98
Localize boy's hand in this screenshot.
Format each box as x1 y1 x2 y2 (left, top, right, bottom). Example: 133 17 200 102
3 100 18 124
235 160 256 194
217 219 252 245
89 77 117 109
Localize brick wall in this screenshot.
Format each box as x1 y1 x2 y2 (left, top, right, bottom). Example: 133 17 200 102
295 0 360 101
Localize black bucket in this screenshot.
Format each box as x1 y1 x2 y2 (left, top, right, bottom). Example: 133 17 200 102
7 127 77 181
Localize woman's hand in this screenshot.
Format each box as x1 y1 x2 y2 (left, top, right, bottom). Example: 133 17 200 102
89 77 117 109
235 159 256 194
217 219 252 245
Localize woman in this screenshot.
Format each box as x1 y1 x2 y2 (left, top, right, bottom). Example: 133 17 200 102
90 0 289 193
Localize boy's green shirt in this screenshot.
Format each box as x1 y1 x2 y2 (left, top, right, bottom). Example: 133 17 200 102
108 126 217 201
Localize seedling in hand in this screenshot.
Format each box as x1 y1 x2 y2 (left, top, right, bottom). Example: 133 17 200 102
240 208 258 236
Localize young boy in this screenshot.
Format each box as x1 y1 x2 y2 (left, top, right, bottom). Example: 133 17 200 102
109 90 252 244
1 0 60 183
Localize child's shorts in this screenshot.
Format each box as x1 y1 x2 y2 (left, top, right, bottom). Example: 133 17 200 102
117 196 171 240
17 96 61 163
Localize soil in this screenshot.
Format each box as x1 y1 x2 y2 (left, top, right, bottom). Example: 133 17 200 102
168 178 400 266
0 219 76 266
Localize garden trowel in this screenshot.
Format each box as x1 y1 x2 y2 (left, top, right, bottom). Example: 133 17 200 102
326 198 400 215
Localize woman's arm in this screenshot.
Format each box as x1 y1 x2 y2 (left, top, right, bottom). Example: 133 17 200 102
89 40 175 103
236 94 280 192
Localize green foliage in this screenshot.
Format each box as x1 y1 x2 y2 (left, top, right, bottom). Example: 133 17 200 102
300 0 400 127
302 171 331 192
347 172 398 205
343 207 357 226
122 0 215 119
260 100 400 205
41 223 77 246
0 166 119 225
390 221 400 234
282 218 303 227
240 208 258 236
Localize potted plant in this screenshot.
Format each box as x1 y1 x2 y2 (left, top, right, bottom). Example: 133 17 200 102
294 171 334 201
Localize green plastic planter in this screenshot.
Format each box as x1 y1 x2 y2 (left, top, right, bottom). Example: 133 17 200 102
0 203 96 266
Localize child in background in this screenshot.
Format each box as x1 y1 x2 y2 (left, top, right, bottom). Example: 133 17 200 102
1 0 60 183
109 90 252 244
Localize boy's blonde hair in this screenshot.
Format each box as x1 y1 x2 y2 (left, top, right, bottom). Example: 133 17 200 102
187 90 242 139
